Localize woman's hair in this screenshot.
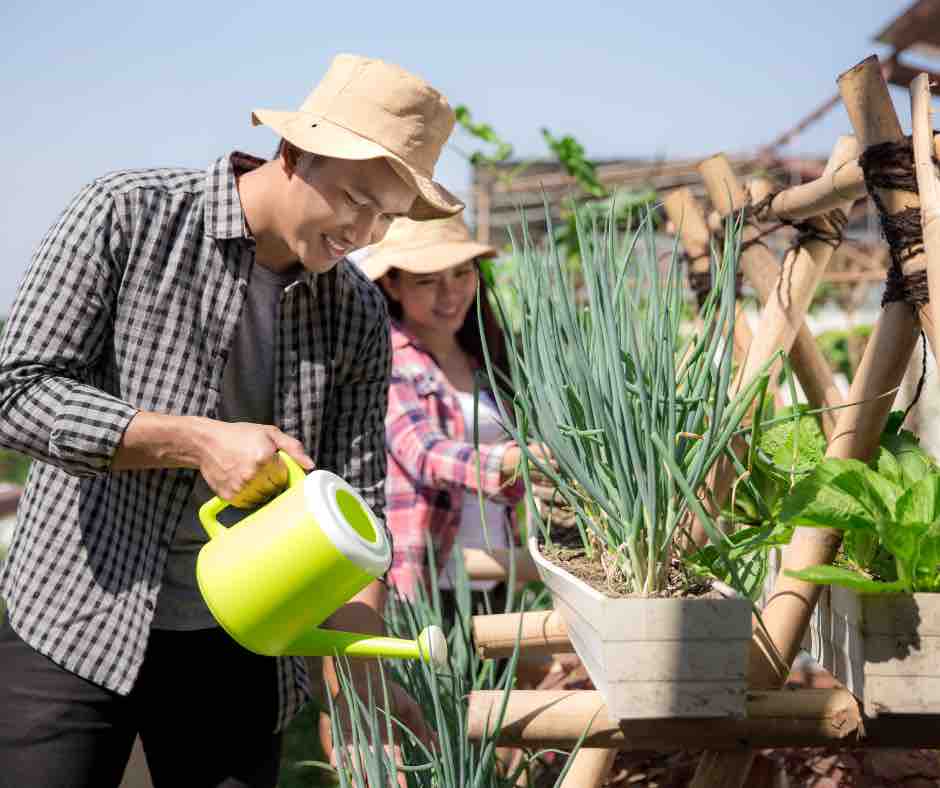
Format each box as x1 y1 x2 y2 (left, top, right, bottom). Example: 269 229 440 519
381 262 512 391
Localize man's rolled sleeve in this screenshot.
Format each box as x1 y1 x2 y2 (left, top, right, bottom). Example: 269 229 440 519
0 180 138 477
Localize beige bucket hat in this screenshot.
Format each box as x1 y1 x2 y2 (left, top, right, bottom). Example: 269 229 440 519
358 213 497 281
252 53 463 221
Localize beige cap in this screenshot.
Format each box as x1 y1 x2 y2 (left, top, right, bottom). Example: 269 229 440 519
252 54 463 221
357 214 497 280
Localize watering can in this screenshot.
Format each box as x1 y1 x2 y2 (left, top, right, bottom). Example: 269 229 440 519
196 451 447 667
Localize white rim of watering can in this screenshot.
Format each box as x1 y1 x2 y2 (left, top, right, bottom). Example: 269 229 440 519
303 470 392 578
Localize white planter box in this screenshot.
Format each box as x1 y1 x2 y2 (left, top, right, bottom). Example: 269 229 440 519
528 537 752 720
810 587 940 717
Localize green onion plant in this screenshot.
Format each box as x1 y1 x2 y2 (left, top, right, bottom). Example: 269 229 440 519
310 544 582 787
480 204 774 596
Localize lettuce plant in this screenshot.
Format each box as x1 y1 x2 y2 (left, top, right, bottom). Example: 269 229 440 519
783 429 940 593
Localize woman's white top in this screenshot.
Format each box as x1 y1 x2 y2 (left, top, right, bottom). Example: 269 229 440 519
438 389 511 591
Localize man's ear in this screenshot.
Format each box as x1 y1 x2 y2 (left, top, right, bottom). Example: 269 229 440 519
280 141 300 177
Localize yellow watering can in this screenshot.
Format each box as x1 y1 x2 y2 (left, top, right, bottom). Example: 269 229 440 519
196 451 446 667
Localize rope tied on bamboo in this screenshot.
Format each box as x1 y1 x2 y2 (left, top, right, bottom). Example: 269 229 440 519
857 135 934 416
740 191 849 253
857 136 929 308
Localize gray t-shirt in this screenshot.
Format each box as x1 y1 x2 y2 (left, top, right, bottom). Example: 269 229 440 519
152 262 302 629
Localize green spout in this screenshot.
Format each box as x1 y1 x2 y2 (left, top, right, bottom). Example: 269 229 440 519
283 625 448 668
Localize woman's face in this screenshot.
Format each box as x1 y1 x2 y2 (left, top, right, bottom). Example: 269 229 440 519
382 262 479 337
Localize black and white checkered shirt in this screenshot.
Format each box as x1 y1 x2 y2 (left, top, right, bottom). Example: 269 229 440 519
0 152 391 731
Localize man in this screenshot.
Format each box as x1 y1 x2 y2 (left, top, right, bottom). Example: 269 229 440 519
0 53 461 787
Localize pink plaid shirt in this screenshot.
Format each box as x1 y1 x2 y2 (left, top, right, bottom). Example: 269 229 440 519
384 322 524 597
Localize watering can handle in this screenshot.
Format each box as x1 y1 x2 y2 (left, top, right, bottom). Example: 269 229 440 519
198 450 307 540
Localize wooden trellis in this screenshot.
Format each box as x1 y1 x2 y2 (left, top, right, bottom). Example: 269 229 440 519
464 55 940 788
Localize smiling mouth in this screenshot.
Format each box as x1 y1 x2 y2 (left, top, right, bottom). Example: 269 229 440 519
323 235 352 258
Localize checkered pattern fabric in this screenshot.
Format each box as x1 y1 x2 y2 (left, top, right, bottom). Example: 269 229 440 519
384 323 522 597
0 152 391 731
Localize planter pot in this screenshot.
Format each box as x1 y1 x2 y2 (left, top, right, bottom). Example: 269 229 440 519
814 587 940 717
528 537 752 720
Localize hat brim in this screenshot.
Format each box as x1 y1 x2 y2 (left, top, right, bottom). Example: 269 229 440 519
252 109 463 221
358 240 497 281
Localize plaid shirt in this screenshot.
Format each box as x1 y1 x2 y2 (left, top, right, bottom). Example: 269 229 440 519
384 323 522 597
0 152 391 732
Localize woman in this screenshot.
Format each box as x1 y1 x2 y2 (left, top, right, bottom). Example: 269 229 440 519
358 214 546 602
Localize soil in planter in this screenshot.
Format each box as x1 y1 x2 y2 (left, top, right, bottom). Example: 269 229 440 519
538 514 719 600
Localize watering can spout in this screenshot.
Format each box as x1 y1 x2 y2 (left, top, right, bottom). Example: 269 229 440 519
283 625 448 668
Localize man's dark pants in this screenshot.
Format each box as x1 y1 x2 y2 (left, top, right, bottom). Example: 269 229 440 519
0 618 283 788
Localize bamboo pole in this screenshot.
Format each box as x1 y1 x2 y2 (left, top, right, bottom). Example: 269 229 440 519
707 156 866 232
911 73 940 347
466 688 910 750
473 610 572 658
754 54 929 688
692 53 929 788
662 187 754 366
558 749 617 788
685 145 853 547
462 547 541 585
727 137 858 400
698 153 844 438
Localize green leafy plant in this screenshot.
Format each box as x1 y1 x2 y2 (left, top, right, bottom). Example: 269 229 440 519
480 204 775 596
729 403 828 527
783 424 940 594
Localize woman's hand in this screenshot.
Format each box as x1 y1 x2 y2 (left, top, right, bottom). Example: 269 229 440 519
500 442 560 500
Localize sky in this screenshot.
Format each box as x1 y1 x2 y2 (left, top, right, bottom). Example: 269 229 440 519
0 0 926 315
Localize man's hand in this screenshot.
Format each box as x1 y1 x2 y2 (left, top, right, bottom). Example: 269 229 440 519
195 421 314 506
114 412 315 506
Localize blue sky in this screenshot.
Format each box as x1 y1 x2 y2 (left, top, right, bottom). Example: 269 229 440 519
0 1 921 314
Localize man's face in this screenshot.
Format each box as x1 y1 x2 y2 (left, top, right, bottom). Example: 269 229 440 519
281 154 417 274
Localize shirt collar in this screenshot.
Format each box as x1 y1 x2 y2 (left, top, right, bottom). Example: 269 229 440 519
391 320 422 352
203 151 263 241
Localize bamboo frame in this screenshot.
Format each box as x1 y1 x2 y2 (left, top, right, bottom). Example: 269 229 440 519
693 53 934 788
706 155 866 230
662 187 754 366
472 610 572 658
465 687 940 750
682 146 853 548
462 547 541 585
911 73 940 348
698 152 845 438
558 749 617 788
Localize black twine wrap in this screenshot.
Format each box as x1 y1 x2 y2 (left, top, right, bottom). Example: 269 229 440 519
857 136 929 308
